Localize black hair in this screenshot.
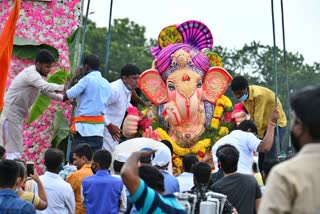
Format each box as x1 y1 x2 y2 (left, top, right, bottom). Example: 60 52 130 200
192 162 211 184
0 159 19 188
16 161 26 179
252 162 258 173
83 54 100 70
236 120 258 136
290 85 320 141
182 154 199 173
0 145 5 158
160 140 173 155
93 150 112 170
216 144 239 173
262 159 279 177
139 165 165 193
72 143 93 161
44 148 64 172
35 49 56 64
68 152 74 164
113 160 124 173
231 76 249 91
120 64 141 77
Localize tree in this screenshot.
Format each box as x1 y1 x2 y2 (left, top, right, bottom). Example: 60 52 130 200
84 18 155 81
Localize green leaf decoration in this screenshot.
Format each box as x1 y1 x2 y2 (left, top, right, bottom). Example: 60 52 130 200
27 69 69 124
12 36 59 60
51 110 70 148
67 28 80 73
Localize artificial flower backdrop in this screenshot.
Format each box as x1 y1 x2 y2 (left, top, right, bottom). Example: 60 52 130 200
0 0 81 173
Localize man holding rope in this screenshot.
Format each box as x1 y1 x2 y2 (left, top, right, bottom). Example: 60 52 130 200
230 76 287 171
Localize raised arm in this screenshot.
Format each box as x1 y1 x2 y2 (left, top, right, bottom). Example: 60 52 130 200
120 150 155 195
30 169 48 210
257 108 279 152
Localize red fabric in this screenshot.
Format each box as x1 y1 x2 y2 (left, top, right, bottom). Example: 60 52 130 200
0 0 21 112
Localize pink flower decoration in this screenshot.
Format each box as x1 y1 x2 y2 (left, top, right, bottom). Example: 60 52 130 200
0 0 81 174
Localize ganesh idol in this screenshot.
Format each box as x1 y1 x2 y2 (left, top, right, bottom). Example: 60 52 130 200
122 20 245 172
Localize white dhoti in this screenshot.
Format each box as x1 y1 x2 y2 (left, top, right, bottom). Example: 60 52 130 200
0 116 23 154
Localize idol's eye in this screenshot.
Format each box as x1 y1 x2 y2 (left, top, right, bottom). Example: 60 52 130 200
168 82 176 91
196 80 202 88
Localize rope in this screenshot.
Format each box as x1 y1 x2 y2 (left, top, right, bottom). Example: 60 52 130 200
280 0 292 154
105 0 114 73
271 0 281 156
79 0 91 66
66 0 91 163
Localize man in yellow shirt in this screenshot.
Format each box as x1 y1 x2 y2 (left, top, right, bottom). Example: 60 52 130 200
231 76 287 169
66 143 93 214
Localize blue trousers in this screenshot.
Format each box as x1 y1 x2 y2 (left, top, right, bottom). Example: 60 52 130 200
73 132 103 153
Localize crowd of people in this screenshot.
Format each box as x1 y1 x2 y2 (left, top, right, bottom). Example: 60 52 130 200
0 49 320 214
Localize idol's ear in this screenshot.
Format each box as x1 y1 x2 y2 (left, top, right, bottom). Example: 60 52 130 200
138 69 169 105
202 67 232 103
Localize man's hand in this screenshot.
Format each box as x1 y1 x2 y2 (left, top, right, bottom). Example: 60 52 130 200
121 149 157 195
30 169 41 184
270 108 280 123
137 149 157 160
74 67 84 78
107 123 121 142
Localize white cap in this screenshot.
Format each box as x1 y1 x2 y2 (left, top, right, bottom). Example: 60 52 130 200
115 153 130 162
152 147 171 167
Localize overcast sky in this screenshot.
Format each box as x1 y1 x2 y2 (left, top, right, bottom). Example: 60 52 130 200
85 0 320 64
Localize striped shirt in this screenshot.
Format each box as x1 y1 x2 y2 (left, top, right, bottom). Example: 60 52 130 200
130 179 186 214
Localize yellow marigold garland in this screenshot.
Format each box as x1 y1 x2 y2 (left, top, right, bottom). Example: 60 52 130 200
219 126 229 136
210 95 232 129
156 128 211 157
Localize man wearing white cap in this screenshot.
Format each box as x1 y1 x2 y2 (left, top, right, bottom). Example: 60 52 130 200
153 147 180 194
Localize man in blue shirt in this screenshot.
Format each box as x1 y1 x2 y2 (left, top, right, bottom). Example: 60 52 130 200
64 54 112 152
152 147 180 194
121 150 187 214
82 149 123 214
0 159 35 214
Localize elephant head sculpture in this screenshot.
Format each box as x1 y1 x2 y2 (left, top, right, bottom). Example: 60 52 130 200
138 20 232 148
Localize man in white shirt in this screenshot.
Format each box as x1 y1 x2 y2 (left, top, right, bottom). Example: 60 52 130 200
26 148 75 214
0 50 65 159
176 154 199 192
212 108 279 174
103 64 141 152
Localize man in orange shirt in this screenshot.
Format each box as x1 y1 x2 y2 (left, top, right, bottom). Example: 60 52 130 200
66 143 93 214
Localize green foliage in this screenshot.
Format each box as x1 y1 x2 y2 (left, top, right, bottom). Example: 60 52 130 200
13 36 59 60
51 110 69 148
27 70 69 124
67 28 80 73
83 18 154 81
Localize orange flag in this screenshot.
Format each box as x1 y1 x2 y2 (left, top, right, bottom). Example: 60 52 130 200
0 0 21 112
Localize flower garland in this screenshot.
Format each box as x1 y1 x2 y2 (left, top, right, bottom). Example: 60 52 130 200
152 95 234 174
156 128 211 157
